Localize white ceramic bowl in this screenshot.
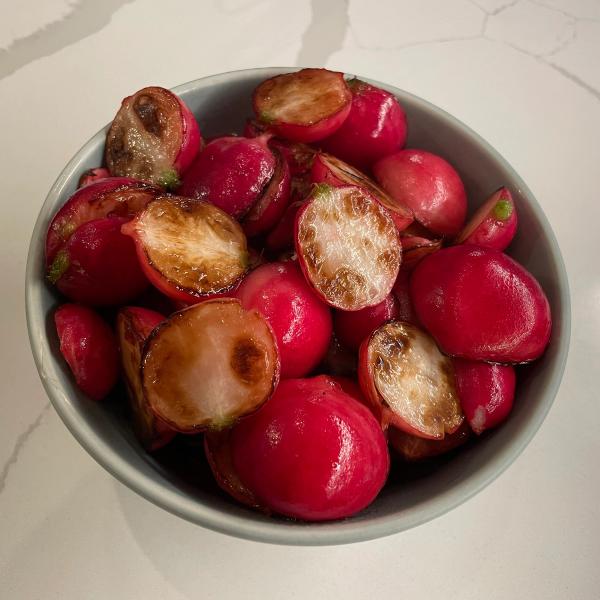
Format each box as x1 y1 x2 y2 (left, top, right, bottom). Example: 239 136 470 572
25 67 570 545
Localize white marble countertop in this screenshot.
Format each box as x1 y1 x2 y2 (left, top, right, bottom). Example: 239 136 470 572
1 0 598 597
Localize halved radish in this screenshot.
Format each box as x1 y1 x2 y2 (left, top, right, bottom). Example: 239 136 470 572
242 148 291 237
295 184 401 310
77 167 110 188
400 234 442 270
142 299 279 432
121 196 249 303
117 307 175 451
311 152 413 232
253 68 352 143
106 86 201 188
455 187 517 251
358 321 463 439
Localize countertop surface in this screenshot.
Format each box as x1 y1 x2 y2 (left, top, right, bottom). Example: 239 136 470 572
1 0 598 598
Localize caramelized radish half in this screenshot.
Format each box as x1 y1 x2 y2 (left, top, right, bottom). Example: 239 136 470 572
389 421 471 461
400 234 442 271
77 167 110 188
106 86 201 188
253 68 352 143
358 321 463 439
122 196 249 303
142 299 279 432
117 307 175 451
311 152 413 232
295 184 401 310
455 187 517 251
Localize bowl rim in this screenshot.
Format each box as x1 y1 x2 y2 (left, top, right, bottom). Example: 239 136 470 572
25 66 571 546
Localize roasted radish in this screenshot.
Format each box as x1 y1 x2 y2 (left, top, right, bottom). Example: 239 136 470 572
410 245 552 363
295 184 401 310
229 376 389 521
77 167 110 188
121 196 249 303
253 68 352 143
400 234 442 270
391 270 419 325
373 149 467 236
54 304 119 401
106 86 201 188
455 187 517 251
453 359 516 434
142 299 279 432
321 79 407 169
265 199 305 252
389 421 471 461
358 321 463 439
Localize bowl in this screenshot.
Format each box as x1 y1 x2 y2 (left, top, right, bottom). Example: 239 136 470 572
25 67 570 545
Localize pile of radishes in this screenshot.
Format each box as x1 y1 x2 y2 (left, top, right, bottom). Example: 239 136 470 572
47 69 551 522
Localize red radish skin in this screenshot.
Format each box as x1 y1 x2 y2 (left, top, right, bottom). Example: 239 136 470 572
373 149 467 236
334 293 400 351
392 270 419 325
117 307 176 451
358 321 463 439
453 359 516 434
54 304 119 401
400 235 442 270
122 196 249 304
242 149 291 237
180 134 276 219
265 200 305 252
321 79 407 169
106 86 201 188
50 217 149 306
311 152 413 232
235 261 332 378
295 184 402 310
455 187 517 251
77 167 111 188
329 376 368 406
229 376 389 521
269 139 316 176
389 421 471 461
410 245 552 363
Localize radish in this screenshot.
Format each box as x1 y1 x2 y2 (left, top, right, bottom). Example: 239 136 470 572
235 261 332 378
334 293 400 351
389 421 471 461
142 299 279 432
116 307 175 450
452 359 516 434
229 376 389 521
410 245 552 363
391 270 419 325
295 184 401 310
373 149 467 236
77 167 110 188
121 195 249 303
311 152 413 232
329 375 366 405
180 134 276 219
358 321 463 439
49 217 148 306
265 199 305 252
253 68 352 143
106 86 201 188
321 334 358 377
455 187 517 251
400 234 442 270
269 138 316 176
54 304 119 401
321 79 407 169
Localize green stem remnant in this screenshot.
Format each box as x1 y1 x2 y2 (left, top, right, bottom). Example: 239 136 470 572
47 250 70 284
493 199 513 221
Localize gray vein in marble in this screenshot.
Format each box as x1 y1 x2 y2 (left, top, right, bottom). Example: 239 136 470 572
468 0 519 16
541 19 577 57
296 0 349 67
529 0 600 23
0 0 135 81
0 403 51 496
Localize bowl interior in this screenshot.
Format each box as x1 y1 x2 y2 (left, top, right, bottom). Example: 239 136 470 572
26 68 570 545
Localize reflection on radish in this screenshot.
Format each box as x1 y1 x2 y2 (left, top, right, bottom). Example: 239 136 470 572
389 421 471 461
229 376 389 521
410 245 552 363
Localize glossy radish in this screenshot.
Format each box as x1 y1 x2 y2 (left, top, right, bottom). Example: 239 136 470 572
410 245 552 362
54 304 119 401
373 149 467 236
329 376 367 406
253 68 352 143
116 307 175 450
311 152 413 232
334 293 399 351
358 321 463 439
389 421 471 461
49 217 148 306
452 359 516 434
455 187 517 251
179 134 275 219
265 199 304 252
142 299 279 432
400 234 442 270
295 184 401 310
229 376 389 521
122 196 249 303
391 270 419 325
77 167 110 188
106 86 201 188
321 79 407 169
